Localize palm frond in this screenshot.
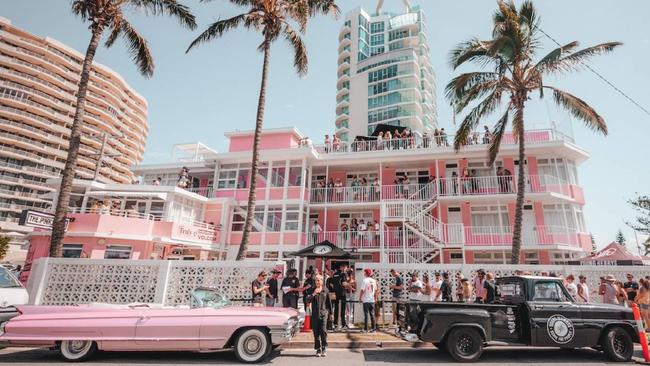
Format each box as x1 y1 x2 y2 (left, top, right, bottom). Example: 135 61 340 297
308 0 340 17
453 79 501 114
445 72 500 103
284 24 308 76
488 108 511 165
533 41 578 73
539 42 622 75
186 14 246 52
128 0 197 29
449 38 499 70
453 90 503 150
71 0 93 21
546 86 608 135
120 19 155 77
104 17 124 48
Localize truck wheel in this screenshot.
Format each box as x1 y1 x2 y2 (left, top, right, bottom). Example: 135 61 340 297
58 340 97 362
446 327 483 362
601 326 633 362
234 328 271 363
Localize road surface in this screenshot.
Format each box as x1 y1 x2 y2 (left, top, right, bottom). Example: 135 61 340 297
0 346 642 365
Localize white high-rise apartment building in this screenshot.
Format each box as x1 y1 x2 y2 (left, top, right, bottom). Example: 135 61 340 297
335 3 436 141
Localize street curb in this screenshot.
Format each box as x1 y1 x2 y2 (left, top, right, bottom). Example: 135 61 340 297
634 358 650 365
282 341 430 349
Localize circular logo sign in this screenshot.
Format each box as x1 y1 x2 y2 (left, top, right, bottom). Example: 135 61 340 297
547 314 575 344
313 245 332 255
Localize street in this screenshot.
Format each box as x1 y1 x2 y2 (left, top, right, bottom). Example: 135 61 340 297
0 346 643 365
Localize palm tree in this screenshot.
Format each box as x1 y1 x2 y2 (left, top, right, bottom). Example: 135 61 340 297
187 0 339 260
446 0 620 264
49 0 196 257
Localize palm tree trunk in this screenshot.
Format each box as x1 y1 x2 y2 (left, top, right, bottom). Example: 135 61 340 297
49 28 103 257
236 41 271 260
510 108 526 264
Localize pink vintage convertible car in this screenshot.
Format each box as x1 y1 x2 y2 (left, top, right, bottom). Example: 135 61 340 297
0 288 300 363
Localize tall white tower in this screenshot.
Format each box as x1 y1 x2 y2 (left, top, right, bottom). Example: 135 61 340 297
335 4 437 140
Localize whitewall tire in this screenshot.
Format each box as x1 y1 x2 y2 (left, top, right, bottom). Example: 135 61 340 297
234 328 271 363
59 340 97 362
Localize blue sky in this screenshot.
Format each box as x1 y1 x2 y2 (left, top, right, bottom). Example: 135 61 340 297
2 0 649 250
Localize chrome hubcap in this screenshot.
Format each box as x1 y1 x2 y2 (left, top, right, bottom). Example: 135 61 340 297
68 341 89 354
244 336 263 355
613 335 626 355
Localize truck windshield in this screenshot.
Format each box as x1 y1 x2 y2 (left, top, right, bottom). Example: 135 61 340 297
532 281 573 302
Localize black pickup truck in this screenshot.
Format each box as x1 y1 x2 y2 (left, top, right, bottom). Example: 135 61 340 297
397 276 638 362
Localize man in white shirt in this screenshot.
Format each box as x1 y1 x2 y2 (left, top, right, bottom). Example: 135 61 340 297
432 272 443 302
408 272 424 301
359 268 378 332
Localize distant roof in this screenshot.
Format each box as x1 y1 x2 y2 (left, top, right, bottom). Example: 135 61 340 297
224 126 305 139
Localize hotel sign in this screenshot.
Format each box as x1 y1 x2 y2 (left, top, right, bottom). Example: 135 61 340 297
18 210 71 231
173 224 218 243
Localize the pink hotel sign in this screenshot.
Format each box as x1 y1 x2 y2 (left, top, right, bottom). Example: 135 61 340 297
171 223 219 244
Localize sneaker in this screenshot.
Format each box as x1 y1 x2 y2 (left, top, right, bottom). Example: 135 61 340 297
361 329 368 333
316 350 322 357
322 349 327 357
369 329 376 333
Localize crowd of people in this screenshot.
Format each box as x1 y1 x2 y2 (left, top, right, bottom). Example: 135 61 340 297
312 176 382 202
309 219 381 246
319 126 496 154
87 200 140 218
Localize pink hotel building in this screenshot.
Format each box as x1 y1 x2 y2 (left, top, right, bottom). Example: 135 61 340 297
24 126 592 269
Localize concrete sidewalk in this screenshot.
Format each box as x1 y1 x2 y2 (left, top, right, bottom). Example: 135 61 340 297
284 328 428 349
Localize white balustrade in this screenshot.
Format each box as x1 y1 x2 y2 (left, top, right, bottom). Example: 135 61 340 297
307 230 381 249
310 186 381 204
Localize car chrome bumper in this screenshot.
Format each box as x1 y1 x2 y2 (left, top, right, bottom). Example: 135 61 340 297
0 307 18 322
270 322 301 345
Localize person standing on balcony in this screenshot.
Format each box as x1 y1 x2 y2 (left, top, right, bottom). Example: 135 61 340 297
153 177 161 186
496 167 505 193
335 178 343 202
361 177 368 201
422 131 430 148
385 131 392 150
372 178 381 201
504 168 513 192
470 169 479 193
340 219 349 245
407 129 415 149
331 264 350 330
440 128 449 146
310 220 322 244
403 175 411 198
483 125 492 144
333 135 341 152
324 135 331 153
359 268 378 333
357 220 367 247
451 172 459 195
327 178 335 202
434 128 441 146
377 131 384 150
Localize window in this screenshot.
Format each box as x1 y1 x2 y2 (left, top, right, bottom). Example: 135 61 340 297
266 207 283 232
217 170 236 189
264 251 279 261
471 206 509 229
104 245 132 259
368 65 398 83
370 34 384 46
271 163 286 188
231 212 245 231
62 244 83 258
389 29 409 41
533 281 571 302
288 167 302 186
370 21 384 33
370 46 385 56
246 251 261 259
285 206 300 231
358 15 368 29
344 20 351 27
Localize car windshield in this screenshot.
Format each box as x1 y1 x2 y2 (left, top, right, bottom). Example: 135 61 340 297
190 288 231 309
0 267 21 288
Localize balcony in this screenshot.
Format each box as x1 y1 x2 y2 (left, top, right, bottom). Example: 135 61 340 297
312 129 575 156
307 231 380 249
463 225 588 248
310 186 381 204
436 174 575 199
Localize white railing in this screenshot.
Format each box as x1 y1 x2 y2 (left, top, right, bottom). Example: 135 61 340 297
436 174 573 198
312 129 572 156
307 230 380 249
463 225 583 248
69 207 156 220
310 186 381 204
185 186 214 198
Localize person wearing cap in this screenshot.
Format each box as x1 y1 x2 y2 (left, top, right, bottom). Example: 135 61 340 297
440 272 453 302
389 269 403 325
601 275 620 305
359 268 378 332
266 269 280 307
281 269 300 309
577 275 590 303
624 274 639 305
251 271 269 306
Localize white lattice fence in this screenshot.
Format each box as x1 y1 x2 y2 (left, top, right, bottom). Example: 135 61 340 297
27 258 283 306
354 263 650 306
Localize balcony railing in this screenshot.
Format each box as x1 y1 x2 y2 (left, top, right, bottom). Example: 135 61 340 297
68 207 217 230
464 225 584 247
310 186 381 204
312 129 574 155
307 230 380 249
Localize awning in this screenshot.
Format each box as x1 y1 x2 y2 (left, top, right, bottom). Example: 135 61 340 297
288 240 352 259
86 191 167 200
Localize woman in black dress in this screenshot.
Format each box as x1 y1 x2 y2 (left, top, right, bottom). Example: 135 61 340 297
309 274 332 357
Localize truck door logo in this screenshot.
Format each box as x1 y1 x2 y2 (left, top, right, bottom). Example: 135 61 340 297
547 314 574 344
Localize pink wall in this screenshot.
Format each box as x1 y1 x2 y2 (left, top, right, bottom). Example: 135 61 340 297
571 185 585 205
228 132 300 152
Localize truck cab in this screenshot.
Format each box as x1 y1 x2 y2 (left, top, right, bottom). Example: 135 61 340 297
397 276 638 363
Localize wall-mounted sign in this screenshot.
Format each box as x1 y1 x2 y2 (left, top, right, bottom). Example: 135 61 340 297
19 210 72 231
313 245 332 255
173 224 217 243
